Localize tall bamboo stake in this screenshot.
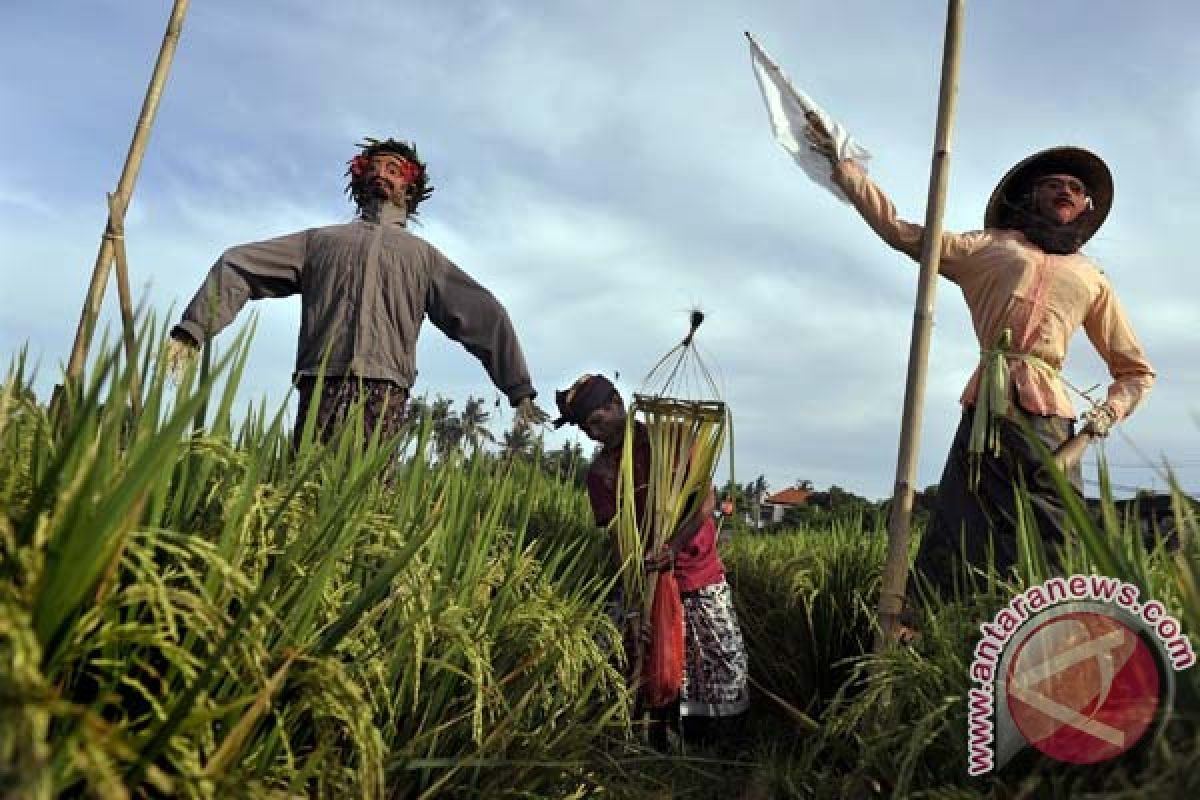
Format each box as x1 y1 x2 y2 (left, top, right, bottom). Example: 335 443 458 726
63 0 191 385
875 0 966 652
107 192 142 416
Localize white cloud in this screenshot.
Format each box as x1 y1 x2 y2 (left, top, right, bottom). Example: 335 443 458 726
2 0 1198 499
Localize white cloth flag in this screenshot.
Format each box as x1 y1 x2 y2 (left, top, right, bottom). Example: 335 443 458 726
747 32 871 202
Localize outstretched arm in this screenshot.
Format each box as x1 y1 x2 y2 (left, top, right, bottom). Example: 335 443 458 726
832 159 928 261
425 250 537 407
173 231 308 345
805 113 984 277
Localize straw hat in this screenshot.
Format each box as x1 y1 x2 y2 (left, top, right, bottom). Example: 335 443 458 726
984 146 1113 243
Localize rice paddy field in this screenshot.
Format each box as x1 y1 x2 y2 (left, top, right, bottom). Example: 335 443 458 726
3 332 1199 799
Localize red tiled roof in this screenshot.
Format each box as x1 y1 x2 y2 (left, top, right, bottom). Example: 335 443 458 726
764 487 812 506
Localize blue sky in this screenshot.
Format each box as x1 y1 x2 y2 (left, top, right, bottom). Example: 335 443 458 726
2 0 1198 499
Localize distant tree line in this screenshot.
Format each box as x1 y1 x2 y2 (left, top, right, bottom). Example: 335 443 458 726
404 394 591 487
403 395 934 519
718 475 939 534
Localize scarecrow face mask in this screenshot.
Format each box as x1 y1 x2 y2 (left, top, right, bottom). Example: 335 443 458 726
1032 173 1090 225
361 154 421 205
346 139 431 216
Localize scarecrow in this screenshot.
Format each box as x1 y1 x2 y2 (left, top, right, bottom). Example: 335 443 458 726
555 370 749 744
807 118 1156 600
167 137 548 446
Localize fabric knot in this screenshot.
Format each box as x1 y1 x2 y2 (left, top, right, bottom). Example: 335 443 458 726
968 329 1061 489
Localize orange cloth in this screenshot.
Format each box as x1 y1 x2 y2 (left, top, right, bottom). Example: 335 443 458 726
832 159 1155 421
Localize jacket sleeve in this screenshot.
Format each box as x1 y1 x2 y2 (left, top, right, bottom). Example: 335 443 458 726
1082 275 1156 420
174 230 308 344
831 159 988 282
424 249 536 405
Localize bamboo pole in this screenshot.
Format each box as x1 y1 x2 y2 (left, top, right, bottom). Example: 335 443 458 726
875 0 966 652
107 192 143 416
63 0 191 385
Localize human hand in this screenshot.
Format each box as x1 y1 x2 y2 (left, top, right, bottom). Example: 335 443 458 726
514 396 549 428
639 617 653 648
1080 403 1118 438
803 109 837 165
643 548 673 574
165 334 199 385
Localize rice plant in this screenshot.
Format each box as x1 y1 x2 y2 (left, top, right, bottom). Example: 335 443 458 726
3 324 1198 798
722 518 885 715
769 465 1200 799
0 326 630 798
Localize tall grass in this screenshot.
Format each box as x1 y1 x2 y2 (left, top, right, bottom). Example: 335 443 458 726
0 327 628 798
725 463 1200 799
723 516 885 716
3 326 1198 798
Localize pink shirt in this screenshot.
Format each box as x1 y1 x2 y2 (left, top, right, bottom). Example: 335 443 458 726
833 160 1155 421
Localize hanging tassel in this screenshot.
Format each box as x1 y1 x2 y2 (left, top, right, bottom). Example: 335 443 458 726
681 309 705 347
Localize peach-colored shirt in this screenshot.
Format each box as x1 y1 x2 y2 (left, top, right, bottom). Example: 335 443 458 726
833 160 1154 421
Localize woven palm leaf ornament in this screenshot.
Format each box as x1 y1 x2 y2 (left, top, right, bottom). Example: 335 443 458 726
615 309 734 631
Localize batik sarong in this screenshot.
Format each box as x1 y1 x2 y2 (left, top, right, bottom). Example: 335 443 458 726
292 375 409 450
679 580 750 717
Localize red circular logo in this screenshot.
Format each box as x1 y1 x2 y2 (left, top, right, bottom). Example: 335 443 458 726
1005 611 1161 764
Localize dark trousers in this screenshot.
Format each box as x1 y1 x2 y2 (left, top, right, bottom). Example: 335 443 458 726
913 404 1083 600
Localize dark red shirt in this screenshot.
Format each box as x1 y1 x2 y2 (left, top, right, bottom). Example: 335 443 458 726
586 422 724 592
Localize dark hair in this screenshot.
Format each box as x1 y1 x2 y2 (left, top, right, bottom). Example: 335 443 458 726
345 137 435 216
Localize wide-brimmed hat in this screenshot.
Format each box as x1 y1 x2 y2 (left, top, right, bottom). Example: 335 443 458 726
984 146 1112 243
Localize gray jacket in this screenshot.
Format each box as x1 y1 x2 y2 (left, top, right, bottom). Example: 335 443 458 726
175 205 536 404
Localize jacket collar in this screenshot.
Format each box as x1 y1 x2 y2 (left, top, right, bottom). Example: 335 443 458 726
360 202 408 226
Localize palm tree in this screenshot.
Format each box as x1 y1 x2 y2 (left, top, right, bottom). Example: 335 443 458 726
429 396 463 457
501 426 532 460
744 474 769 529
459 395 495 454
546 440 588 484
405 395 430 427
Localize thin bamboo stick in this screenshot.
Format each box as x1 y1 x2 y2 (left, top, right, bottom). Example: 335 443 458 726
875 0 966 652
63 0 192 384
107 192 143 416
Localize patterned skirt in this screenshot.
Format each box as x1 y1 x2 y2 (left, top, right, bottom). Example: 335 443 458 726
679 580 750 718
292 375 409 449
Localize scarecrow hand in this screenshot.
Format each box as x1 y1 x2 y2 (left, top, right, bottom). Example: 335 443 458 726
803 110 837 165
514 396 549 428
165 332 199 386
1080 403 1118 438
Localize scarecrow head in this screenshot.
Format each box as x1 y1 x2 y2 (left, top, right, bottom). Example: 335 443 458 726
984 146 1112 253
345 137 434 217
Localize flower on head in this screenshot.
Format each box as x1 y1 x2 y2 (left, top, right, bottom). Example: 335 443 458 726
394 158 422 185
348 154 371 178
